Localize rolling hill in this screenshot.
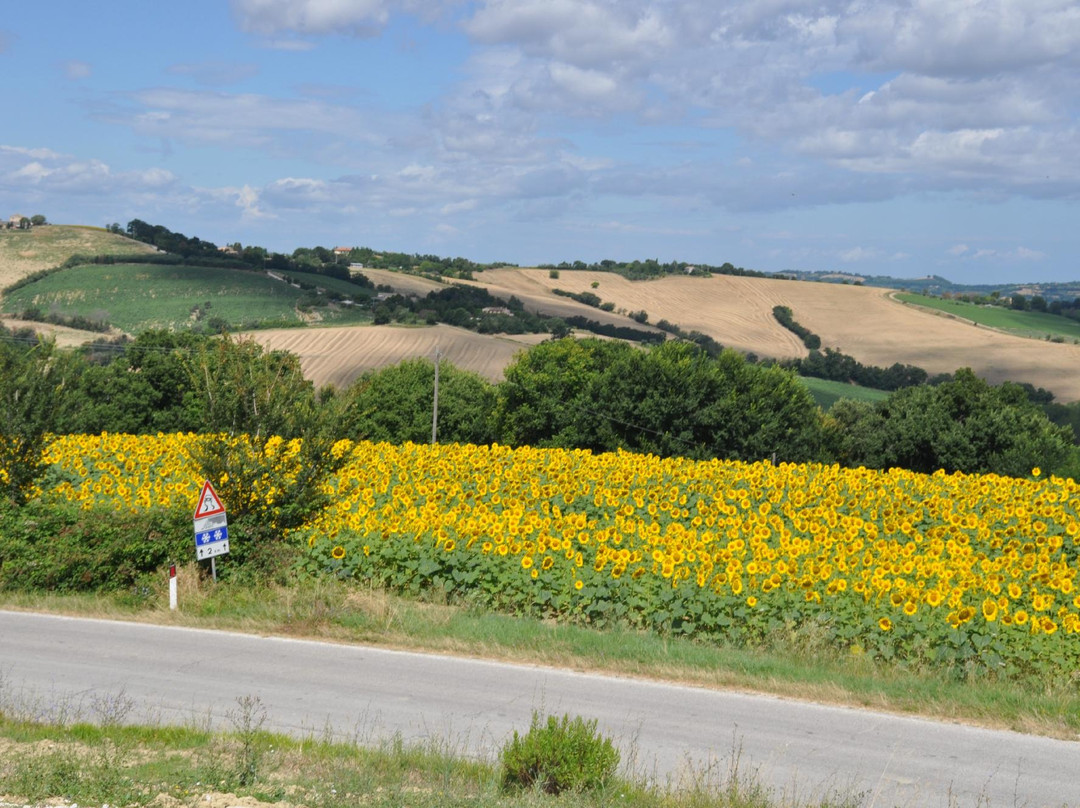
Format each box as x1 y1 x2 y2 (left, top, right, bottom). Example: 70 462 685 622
459 268 1080 402
4 224 1079 403
0 225 155 288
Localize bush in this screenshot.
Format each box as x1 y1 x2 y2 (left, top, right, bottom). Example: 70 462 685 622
500 712 619 795
0 500 190 592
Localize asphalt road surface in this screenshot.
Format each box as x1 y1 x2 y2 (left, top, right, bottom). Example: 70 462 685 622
1 610 1077 807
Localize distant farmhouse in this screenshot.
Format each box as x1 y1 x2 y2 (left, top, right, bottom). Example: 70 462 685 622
4 213 47 230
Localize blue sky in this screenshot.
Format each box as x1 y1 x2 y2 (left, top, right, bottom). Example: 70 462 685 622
2 0 1078 284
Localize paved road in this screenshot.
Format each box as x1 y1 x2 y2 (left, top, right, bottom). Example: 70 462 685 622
1 611 1077 807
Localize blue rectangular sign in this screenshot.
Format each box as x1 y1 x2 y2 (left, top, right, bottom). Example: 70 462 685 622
195 525 229 546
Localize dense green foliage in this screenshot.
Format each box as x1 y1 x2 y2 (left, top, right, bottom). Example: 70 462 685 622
0 499 189 592
495 339 825 463
827 369 1075 477
785 346 943 392
772 305 821 350
0 330 72 504
337 358 497 445
500 713 619 795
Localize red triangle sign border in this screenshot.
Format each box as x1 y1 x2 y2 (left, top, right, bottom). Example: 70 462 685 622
194 480 226 519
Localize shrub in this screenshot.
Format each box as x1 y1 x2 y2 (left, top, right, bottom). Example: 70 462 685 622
0 500 190 592
500 712 619 795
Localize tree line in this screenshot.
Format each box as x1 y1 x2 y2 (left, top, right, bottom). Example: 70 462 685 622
2 324 1074 510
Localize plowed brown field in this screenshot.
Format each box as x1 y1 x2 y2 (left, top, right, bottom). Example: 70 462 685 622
467 269 1080 401
244 324 548 388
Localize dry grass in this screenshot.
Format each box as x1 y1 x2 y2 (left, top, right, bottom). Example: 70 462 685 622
0 225 155 289
468 269 1080 401
0 316 120 347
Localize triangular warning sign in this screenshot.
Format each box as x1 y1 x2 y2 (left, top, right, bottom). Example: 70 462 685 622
194 480 226 519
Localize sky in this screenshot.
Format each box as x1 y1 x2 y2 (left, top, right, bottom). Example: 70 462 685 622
1 1 1078 284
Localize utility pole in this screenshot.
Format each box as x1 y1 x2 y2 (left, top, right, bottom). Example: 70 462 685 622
431 344 440 445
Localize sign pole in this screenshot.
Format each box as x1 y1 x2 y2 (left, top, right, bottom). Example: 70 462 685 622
169 564 177 610
211 556 217 583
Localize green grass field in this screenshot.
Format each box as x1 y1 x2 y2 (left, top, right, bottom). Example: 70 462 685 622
895 292 1080 340
798 375 890 409
1 263 373 333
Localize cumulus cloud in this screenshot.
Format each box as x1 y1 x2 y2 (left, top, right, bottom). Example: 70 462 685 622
0 146 177 196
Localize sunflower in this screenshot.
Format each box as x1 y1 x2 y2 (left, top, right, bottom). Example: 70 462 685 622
331 545 346 560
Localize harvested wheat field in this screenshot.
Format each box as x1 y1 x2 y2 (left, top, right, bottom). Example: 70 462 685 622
352 267 451 297
359 266 667 336
0 226 155 288
469 269 1080 402
244 323 549 388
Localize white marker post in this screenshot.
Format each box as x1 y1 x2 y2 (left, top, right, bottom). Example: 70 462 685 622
169 563 178 610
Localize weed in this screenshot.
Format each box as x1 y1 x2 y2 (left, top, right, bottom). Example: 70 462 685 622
500 711 620 795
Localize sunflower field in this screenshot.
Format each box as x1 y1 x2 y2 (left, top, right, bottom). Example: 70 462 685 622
15 433 1080 682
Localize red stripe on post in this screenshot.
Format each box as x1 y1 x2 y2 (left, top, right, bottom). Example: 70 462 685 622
169 564 176 578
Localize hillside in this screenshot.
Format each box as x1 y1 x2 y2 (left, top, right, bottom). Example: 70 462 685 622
245 323 548 387
464 268 1080 402
0 225 155 288
1 263 372 334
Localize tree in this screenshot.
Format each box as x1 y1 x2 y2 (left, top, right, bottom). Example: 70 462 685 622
828 369 1074 477
179 336 342 575
54 330 206 434
30 214 47 226
495 338 825 462
337 358 496 445
0 332 72 505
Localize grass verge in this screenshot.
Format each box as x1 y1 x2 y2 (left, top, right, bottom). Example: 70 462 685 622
0 699 864 808
1 571 1078 742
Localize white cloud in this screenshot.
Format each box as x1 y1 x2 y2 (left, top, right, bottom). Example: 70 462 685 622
167 61 259 86
465 0 672 69
0 146 177 195
947 243 969 256
232 0 390 37
839 246 880 262
1 145 64 161
1015 246 1047 261
63 60 92 80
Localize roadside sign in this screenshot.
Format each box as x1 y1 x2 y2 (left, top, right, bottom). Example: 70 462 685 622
194 481 226 519
193 480 229 569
